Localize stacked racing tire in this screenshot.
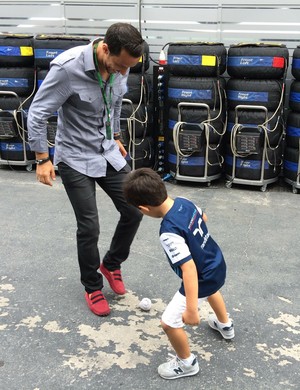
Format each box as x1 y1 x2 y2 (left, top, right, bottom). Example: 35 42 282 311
0 34 35 167
165 42 227 184
225 43 288 191
284 46 300 193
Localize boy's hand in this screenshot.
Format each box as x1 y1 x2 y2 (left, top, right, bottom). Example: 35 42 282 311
182 309 200 326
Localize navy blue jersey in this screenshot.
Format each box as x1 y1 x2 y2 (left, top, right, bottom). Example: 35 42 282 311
159 197 226 298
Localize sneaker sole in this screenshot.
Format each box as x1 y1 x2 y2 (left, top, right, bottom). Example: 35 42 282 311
159 367 199 380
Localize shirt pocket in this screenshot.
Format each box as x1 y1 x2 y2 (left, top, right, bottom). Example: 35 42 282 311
112 81 127 105
76 89 102 116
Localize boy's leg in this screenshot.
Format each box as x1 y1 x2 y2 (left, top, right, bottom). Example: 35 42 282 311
207 290 229 323
207 291 234 339
158 291 199 379
161 291 191 358
161 323 190 360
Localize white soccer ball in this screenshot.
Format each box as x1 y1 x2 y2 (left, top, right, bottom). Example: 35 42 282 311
139 297 152 311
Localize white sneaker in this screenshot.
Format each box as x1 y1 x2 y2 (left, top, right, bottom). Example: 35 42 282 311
208 314 235 339
158 353 199 380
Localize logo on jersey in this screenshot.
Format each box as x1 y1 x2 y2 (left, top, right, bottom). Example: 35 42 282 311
192 213 210 249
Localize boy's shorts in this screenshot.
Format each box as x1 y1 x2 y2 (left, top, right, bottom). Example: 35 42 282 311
162 290 207 328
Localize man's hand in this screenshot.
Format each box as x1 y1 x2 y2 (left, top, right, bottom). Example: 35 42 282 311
36 161 56 186
115 139 127 158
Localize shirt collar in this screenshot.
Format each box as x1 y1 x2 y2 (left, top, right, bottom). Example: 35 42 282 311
83 39 102 73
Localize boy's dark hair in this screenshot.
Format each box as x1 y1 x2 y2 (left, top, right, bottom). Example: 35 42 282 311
123 168 168 208
104 22 144 58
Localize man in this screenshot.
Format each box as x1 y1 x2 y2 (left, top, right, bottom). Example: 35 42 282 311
28 23 144 316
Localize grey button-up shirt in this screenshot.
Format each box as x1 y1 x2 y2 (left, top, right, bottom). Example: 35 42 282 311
28 40 128 177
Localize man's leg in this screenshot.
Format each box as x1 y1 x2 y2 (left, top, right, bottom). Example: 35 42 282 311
58 162 103 292
97 164 143 270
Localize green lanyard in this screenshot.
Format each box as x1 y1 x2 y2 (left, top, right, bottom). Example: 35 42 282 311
93 42 114 140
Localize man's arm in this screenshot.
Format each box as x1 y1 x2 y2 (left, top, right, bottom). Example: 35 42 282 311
28 65 70 153
28 65 71 186
112 72 129 156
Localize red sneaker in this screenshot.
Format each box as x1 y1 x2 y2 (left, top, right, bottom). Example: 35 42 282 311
85 290 110 316
100 263 126 295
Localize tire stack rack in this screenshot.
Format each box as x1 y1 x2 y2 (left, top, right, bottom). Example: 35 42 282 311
0 34 36 171
165 42 227 185
225 43 288 192
284 45 300 194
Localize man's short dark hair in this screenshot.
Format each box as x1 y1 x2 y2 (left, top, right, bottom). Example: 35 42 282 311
104 22 144 58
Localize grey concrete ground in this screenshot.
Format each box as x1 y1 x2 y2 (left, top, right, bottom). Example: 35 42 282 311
0 165 299 390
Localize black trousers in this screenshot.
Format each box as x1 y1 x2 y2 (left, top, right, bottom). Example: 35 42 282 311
58 162 143 293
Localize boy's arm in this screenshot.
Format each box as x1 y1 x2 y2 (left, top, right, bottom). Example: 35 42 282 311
181 260 200 326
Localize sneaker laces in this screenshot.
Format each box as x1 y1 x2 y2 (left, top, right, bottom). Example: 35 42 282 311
165 353 182 368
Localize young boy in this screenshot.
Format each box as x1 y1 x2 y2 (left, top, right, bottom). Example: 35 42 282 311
123 168 234 380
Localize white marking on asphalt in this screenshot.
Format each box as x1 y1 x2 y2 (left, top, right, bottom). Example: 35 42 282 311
61 293 215 376
256 312 300 371
44 321 70 333
277 296 292 304
268 312 300 335
243 368 256 378
0 297 9 307
16 315 42 331
0 284 15 292
256 343 300 363
1 289 236 377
